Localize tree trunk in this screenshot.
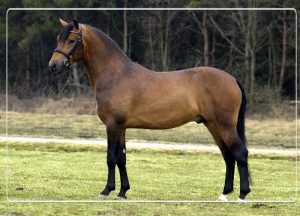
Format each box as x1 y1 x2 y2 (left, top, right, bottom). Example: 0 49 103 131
268 33 272 87
148 16 155 69
123 0 128 53
40 40 45 95
162 10 171 71
72 63 81 95
160 10 174 71
158 13 164 70
248 9 257 112
25 47 31 98
203 11 209 66
211 28 216 66
278 11 287 100
268 26 278 90
244 12 251 92
228 20 235 72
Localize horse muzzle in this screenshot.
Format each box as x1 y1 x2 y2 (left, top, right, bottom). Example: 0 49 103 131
48 60 64 73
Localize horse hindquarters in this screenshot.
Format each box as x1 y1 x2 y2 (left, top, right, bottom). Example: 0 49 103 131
204 80 250 200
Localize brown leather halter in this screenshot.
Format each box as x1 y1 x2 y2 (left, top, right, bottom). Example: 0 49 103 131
54 27 83 68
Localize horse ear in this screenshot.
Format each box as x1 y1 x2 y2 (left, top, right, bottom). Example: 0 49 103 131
59 19 68 27
73 19 79 29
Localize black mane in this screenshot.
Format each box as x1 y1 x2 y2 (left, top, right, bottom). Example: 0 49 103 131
59 22 127 58
58 22 74 42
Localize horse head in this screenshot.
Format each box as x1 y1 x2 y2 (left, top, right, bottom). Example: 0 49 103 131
48 19 84 73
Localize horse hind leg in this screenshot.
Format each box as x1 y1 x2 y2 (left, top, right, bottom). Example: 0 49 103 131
219 145 236 199
205 123 235 201
219 127 251 200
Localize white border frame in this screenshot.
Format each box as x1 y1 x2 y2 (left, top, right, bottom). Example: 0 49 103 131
5 7 297 203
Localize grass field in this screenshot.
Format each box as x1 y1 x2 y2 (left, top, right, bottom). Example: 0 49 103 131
0 142 300 215
0 111 297 149
0 141 299 215
0 110 299 215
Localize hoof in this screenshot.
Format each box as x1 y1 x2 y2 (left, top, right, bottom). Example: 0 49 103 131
99 193 109 198
99 186 114 198
117 192 127 199
237 198 246 202
117 189 128 199
217 194 228 202
116 195 127 200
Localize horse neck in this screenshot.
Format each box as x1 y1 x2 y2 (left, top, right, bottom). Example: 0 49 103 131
81 25 130 88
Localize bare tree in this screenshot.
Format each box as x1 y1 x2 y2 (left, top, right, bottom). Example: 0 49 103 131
278 10 287 100
158 10 177 71
123 0 128 53
203 11 209 66
148 16 155 69
249 9 257 111
210 7 257 111
72 63 81 95
192 11 210 66
71 11 81 95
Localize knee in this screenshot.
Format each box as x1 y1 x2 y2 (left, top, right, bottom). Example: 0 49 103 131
107 160 116 168
222 133 248 162
107 153 116 168
238 146 248 158
225 159 235 167
117 152 126 168
234 146 248 165
223 151 235 165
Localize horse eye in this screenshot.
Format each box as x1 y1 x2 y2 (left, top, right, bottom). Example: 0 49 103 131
68 40 75 44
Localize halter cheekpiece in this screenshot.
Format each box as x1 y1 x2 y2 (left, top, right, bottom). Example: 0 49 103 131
54 26 83 68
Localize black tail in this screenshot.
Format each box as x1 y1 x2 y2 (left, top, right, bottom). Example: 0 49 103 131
236 80 247 145
236 80 252 185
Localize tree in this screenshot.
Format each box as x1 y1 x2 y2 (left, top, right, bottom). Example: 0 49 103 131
278 10 287 100
1 0 296 110
123 0 128 53
191 11 210 66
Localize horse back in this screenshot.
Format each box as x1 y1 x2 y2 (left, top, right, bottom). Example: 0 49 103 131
96 65 241 129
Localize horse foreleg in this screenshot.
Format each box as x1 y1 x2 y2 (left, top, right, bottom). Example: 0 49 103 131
116 129 130 198
100 122 124 198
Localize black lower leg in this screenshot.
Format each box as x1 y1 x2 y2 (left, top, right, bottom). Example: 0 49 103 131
221 147 235 195
237 161 250 199
222 130 250 200
234 146 250 199
117 145 130 198
100 149 116 196
100 122 124 197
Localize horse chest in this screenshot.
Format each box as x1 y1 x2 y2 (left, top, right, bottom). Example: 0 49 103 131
95 92 129 124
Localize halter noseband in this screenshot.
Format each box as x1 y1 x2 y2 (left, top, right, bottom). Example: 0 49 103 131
54 27 83 68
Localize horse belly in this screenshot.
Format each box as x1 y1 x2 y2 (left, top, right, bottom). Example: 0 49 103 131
126 100 199 129
125 70 202 129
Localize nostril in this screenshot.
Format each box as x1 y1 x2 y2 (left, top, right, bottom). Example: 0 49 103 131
52 63 57 70
49 62 57 72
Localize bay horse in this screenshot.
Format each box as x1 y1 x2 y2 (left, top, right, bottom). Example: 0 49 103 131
49 19 251 201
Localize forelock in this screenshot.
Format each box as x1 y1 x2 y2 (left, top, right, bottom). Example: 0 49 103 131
58 23 74 42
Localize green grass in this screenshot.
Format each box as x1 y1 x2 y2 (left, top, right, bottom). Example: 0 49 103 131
0 111 299 215
0 111 297 149
1 141 299 215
